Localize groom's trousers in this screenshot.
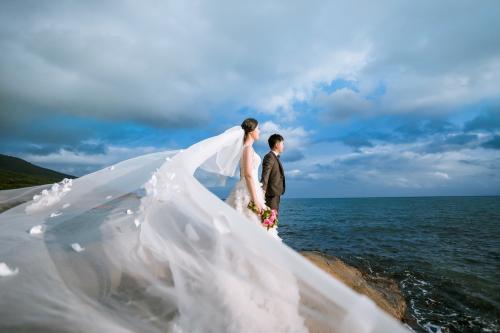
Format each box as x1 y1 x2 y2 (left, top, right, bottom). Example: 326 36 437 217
265 194 281 212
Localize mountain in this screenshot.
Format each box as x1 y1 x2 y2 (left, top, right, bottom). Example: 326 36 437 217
0 154 75 190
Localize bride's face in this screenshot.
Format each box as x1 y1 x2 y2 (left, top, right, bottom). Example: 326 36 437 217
250 125 260 140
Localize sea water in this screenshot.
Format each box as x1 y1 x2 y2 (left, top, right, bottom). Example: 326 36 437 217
279 196 500 333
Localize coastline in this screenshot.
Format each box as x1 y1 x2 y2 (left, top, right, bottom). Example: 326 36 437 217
300 250 407 322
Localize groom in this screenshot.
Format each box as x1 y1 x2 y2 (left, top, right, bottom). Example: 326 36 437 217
261 134 286 212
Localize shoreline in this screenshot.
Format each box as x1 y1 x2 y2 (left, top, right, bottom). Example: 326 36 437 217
300 250 407 322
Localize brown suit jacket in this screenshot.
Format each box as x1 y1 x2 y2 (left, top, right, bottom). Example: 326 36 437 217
261 151 286 197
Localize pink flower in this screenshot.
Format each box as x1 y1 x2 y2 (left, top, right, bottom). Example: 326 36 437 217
263 219 271 225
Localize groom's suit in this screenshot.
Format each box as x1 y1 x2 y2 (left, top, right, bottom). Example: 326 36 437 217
260 151 286 212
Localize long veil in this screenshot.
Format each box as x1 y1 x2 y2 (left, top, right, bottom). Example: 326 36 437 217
0 126 409 332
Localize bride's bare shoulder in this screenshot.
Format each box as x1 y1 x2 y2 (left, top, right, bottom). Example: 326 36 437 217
242 144 254 160
242 143 254 151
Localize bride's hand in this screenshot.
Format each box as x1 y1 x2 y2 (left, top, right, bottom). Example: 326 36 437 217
254 202 264 214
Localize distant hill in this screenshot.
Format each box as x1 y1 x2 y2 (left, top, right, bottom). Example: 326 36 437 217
0 154 75 190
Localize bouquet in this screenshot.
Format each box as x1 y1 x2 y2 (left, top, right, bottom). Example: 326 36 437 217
247 201 279 230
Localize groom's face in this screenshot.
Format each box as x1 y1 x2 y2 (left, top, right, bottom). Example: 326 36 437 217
275 140 284 153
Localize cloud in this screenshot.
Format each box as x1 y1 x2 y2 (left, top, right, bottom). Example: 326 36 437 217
19 144 162 176
287 128 500 196
314 133 374 152
315 117 462 153
2 0 498 131
259 121 311 151
286 169 302 178
0 0 370 129
482 135 500 150
24 141 108 156
314 88 373 121
255 49 370 120
432 171 450 180
420 133 480 153
464 107 500 132
393 119 457 141
281 149 304 162
443 134 478 145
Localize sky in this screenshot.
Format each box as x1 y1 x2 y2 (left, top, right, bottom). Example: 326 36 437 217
1 0 500 197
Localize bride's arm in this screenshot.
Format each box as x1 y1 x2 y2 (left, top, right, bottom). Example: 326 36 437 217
242 146 262 212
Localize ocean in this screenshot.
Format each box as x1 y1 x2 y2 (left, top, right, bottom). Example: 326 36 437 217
278 196 500 333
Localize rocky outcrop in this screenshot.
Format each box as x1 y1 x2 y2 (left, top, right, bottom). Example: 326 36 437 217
300 250 407 321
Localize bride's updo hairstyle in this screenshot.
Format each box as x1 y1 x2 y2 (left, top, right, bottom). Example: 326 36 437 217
241 118 258 141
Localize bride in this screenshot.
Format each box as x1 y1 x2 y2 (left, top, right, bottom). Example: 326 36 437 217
225 118 281 241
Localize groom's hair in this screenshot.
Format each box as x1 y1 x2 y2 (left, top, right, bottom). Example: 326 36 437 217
268 134 284 149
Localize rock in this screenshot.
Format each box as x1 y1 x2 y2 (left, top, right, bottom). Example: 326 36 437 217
300 250 407 321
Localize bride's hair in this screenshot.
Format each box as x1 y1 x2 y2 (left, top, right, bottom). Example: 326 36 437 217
241 118 258 141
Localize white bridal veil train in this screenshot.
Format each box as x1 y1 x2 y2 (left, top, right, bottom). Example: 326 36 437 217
0 126 409 332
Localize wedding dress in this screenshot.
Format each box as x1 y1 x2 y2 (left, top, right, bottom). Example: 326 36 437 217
225 143 281 241
0 126 409 332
